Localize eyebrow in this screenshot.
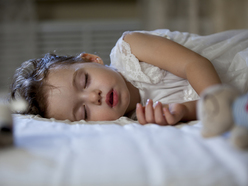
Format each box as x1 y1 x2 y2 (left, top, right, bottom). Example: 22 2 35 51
71 68 88 121
71 69 80 121
72 69 79 91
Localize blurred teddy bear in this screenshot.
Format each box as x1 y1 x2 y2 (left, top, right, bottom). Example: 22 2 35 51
197 85 248 150
0 98 27 148
0 101 13 147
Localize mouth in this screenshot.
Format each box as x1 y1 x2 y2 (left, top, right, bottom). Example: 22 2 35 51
106 89 118 107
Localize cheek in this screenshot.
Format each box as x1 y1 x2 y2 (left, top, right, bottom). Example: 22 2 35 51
96 68 123 83
90 108 122 121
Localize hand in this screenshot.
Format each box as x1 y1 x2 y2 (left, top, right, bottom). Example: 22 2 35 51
136 99 186 125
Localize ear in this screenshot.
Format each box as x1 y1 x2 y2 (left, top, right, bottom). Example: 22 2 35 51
79 53 104 65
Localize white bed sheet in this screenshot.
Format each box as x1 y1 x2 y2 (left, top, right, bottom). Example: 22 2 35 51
0 115 248 186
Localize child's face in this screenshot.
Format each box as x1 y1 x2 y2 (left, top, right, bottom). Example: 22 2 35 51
45 62 131 122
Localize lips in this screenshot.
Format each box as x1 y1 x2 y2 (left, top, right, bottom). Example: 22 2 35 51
106 89 118 107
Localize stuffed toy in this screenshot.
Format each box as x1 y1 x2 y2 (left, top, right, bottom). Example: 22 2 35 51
197 85 248 150
0 101 13 147
0 98 27 148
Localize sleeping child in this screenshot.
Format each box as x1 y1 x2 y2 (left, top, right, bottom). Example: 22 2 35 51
10 29 248 125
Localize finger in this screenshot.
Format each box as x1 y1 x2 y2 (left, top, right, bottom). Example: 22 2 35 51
163 107 177 125
145 99 155 123
136 103 147 125
154 102 168 125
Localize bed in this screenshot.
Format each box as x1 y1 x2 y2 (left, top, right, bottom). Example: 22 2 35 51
1 29 248 186
0 114 248 186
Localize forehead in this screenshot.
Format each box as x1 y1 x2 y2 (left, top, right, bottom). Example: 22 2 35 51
49 62 101 74
45 64 81 120
47 62 89 80
48 65 74 82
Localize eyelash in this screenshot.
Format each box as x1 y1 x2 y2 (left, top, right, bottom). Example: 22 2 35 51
84 105 88 120
84 73 88 89
84 73 88 120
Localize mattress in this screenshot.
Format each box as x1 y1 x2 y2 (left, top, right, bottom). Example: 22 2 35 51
0 114 247 186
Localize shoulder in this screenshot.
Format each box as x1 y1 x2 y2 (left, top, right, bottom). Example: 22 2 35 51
123 31 141 40
123 30 172 43
123 31 155 45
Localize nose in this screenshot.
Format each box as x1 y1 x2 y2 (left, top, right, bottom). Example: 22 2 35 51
82 89 102 105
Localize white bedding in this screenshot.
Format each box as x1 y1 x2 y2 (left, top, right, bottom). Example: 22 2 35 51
0 115 248 186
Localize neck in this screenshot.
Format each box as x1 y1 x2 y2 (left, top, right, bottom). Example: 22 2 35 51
124 80 140 116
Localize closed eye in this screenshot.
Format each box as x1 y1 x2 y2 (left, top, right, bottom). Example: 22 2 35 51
74 104 88 121
84 104 88 120
84 73 88 89
72 69 90 121
73 70 90 90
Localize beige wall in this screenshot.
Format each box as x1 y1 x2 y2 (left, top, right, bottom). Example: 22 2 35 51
36 1 139 21
141 0 248 34
36 0 248 35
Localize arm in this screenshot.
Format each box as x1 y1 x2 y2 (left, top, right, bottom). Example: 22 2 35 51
124 32 221 95
124 32 221 125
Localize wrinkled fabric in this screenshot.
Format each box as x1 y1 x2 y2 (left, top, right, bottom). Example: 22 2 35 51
1 115 247 186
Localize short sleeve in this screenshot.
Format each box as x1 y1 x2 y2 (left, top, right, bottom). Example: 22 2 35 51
110 31 171 86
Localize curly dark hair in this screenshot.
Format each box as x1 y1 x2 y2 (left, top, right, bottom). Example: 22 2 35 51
10 53 86 117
